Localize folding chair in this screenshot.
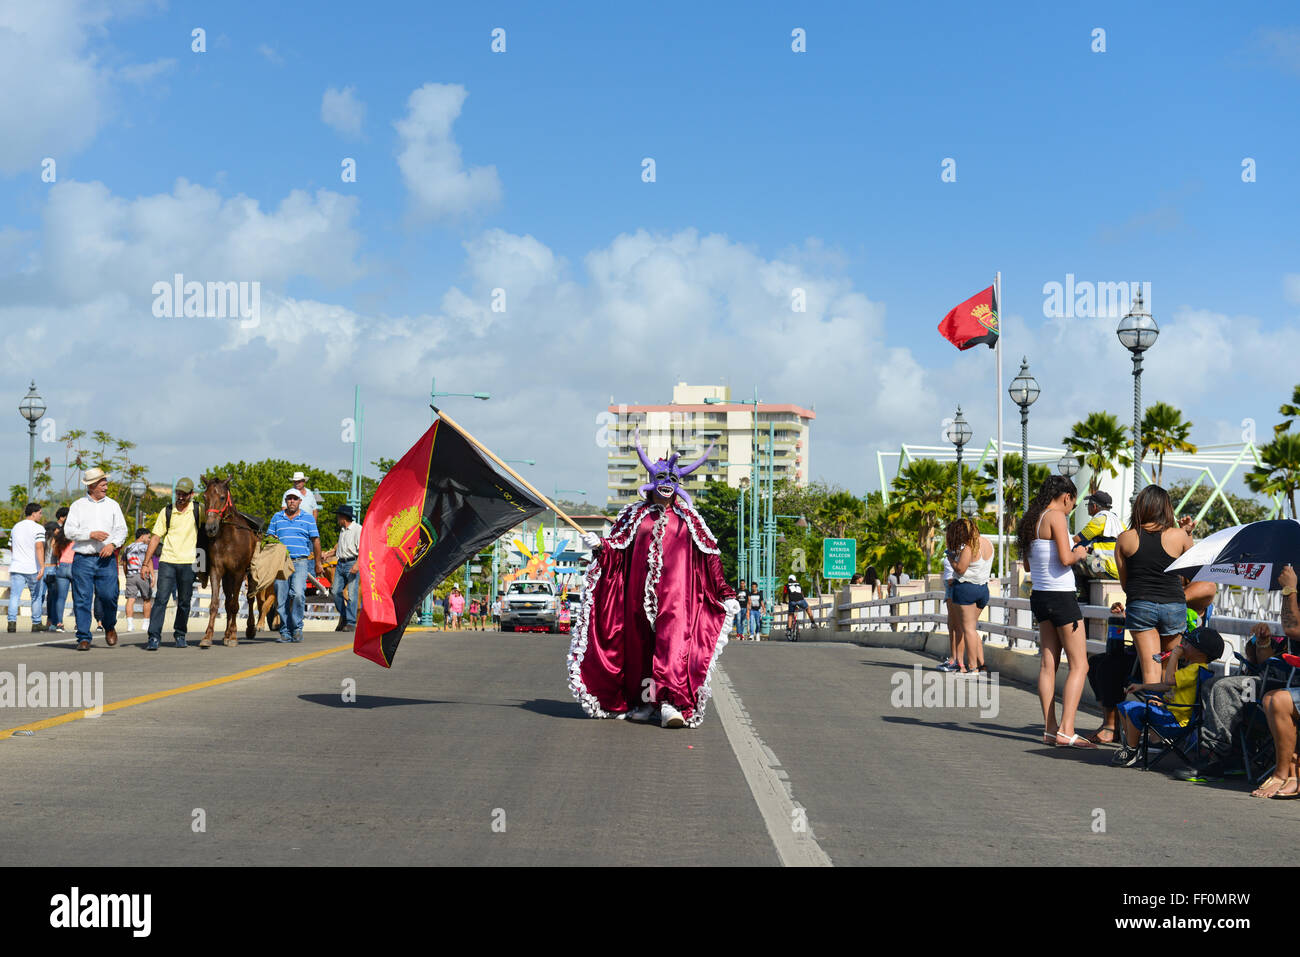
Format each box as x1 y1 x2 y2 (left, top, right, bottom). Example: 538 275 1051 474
1128 667 1214 772
1238 651 1300 786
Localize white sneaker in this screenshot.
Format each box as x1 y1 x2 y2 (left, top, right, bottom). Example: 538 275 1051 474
660 703 686 729
627 704 654 723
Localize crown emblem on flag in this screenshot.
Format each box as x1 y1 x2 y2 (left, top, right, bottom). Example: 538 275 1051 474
971 302 998 331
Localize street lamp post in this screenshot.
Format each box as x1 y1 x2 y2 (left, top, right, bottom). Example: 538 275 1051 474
1057 454 1080 479
706 389 763 610
962 493 977 517
946 407 972 520
421 377 490 626
130 477 146 532
18 381 46 503
1117 290 1158 507
1008 357 1040 526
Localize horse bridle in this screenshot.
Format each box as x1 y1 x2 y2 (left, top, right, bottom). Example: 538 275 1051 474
206 489 234 521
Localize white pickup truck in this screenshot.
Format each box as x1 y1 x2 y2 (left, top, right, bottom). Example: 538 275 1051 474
500 580 559 633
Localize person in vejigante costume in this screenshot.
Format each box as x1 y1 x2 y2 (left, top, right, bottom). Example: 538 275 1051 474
568 432 740 728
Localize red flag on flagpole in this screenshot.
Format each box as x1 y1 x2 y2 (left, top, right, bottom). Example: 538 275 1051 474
938 285 1000 350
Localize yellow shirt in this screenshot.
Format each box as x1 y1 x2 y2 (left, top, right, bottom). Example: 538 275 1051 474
152 501 199 565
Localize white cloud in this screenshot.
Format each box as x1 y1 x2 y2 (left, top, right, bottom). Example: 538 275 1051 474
0 0 109 175
395 83 501 222
321 85 365 139
1284 273 1300 306
24 178 364 305
257 43 284 66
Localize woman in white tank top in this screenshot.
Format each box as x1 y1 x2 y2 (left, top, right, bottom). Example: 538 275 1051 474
948 517 993 674
1017 476 1092 749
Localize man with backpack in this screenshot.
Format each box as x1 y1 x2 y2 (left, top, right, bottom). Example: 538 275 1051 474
141 477 202 651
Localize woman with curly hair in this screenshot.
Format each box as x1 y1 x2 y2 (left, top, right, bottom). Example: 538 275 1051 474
1018 475 1092 749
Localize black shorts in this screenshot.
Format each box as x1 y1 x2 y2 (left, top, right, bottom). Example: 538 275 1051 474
1031 590 1082 629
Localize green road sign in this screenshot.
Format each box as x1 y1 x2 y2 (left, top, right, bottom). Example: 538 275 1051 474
822 538 856 579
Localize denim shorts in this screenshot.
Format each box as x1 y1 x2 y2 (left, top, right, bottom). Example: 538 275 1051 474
943 581 954 601
1125 600 1188 636
951 580 989 608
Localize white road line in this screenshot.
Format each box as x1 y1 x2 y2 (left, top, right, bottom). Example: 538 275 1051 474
0 638 78 651
712 667 833 867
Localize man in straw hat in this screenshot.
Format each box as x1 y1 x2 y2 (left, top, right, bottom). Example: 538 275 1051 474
63 467 128 650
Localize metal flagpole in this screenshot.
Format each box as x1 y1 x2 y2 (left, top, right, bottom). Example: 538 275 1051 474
995 271 1005 579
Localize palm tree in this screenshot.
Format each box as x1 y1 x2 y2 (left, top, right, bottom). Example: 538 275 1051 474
1245 433 1300 519
982 454 1051 532
1064 412 1133 494
1141 402 1196 486
815 490 866 541
891 459 950 571
1276 384 1300 435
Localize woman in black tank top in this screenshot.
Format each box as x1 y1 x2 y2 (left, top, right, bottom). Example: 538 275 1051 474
1115 486 1196 683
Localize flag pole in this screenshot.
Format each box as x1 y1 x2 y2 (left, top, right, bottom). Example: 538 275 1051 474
995 271 1005 580
431 405 587 534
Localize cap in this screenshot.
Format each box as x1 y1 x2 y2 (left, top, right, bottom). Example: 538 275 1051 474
1085 491 1113 508
175 477 195 493
335 504 355 520
82 467 108 486
284 488 304 500
1184 626 1225 663
788 574 797 582
292 471 307 482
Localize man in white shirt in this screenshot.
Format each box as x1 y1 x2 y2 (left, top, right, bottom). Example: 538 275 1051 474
8 503 47 633
323 504 361 631
282 471 319 518
63 468 128 650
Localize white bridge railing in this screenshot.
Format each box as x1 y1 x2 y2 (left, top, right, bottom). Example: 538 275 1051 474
776 578 1278 671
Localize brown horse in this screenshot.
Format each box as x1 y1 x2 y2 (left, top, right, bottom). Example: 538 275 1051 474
198 475 262 647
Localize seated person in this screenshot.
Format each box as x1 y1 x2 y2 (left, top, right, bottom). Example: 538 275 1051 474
1086 601 1132 744
1253 684 1300 799
1072 491 1123 599
1111 626 1223 768
1180 564 1300 784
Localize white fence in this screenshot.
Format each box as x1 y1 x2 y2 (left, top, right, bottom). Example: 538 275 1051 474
776 578 1279 672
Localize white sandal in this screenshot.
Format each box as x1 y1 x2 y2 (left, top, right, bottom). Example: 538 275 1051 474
1056 732 1098 750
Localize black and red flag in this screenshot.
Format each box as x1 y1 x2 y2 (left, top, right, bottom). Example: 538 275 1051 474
938 284 1000 350
354 417 545 667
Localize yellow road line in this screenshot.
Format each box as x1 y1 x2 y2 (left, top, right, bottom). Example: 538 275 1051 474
0 642 352 740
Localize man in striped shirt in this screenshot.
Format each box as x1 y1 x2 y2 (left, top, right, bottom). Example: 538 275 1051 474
266 489 323 643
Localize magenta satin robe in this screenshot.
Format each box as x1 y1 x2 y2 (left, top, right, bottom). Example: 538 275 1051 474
567 497 736 727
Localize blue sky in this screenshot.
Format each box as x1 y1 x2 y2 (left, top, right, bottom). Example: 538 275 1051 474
2 0 1298 503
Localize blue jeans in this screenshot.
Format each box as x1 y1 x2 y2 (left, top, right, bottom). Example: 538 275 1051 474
748 609 762 635
45 565 70 626
331 559 357 624
70 553 119 640
275 558 311 637
8 571 45 625
734 611 747 635
1126 599 1188 636
148 562 195 643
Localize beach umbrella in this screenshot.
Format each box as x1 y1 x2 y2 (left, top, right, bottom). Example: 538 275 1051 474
1165 519 1300 590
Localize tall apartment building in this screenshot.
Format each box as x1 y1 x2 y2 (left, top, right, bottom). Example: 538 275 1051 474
605 382 815 509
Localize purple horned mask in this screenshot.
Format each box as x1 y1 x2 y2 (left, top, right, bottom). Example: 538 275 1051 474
635 428 716 507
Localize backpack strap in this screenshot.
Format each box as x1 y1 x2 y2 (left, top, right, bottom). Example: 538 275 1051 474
164 502 174 534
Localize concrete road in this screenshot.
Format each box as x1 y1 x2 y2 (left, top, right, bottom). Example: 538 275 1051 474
0 631 1291 865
